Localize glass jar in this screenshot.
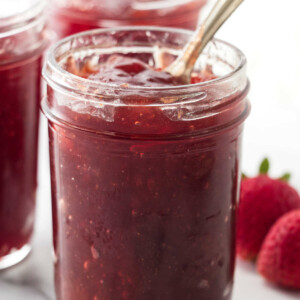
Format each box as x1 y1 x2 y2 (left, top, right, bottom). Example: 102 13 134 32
0 0 48 268
49 0 207 39
42 27 250 300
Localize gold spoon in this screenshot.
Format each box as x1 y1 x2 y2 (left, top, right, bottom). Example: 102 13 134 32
165 0 244 83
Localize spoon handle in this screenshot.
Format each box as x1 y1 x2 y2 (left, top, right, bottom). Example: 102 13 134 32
166 0 244 81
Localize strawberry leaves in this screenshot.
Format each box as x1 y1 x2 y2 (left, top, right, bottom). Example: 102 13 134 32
259 158 269 175
257 158 291 182
279 173 291 182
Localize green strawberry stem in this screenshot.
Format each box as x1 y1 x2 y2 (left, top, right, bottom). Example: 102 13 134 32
241 158 291 182
258 158 291 182
259 158 270 175
279 173 291 182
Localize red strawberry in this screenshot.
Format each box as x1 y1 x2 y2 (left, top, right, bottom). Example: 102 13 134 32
257 210 300 289
237 159 300 261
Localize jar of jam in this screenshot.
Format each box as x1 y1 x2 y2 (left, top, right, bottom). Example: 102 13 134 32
0 0 48 268
42 27 250 300
49 0 207 38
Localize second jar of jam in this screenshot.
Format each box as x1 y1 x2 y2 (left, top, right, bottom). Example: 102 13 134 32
49 0 207 38
42 27 250 300
0 0 48 268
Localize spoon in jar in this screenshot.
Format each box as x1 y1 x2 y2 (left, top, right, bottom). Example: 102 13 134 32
165 0 244 84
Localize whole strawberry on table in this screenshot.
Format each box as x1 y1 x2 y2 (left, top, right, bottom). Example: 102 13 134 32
237 158 300 289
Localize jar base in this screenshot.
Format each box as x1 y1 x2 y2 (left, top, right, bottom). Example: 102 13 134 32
0 244 31 270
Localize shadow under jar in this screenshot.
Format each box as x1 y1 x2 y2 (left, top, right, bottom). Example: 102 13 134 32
42 27 250 300
48 0 207 39
0 0 48 269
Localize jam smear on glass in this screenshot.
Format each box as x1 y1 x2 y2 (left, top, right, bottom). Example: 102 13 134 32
43 29 250 300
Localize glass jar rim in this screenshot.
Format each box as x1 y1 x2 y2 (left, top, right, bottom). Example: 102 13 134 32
43 26 247 107
0 0 46 38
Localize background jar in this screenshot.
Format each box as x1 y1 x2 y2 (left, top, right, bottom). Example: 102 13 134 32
48 0 207 39
0 0 48 268
42 27 250 300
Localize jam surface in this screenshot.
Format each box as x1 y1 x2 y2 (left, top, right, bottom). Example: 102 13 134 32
66 54 199 87
49 54 243 300
50 0 207 38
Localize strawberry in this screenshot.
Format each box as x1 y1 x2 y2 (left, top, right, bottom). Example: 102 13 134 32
237 158 300 261
257 210 300 289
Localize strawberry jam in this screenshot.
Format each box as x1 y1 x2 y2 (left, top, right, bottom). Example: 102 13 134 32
43 28 250 300
0 0 47 268
0 57 42 260
49 0 207 39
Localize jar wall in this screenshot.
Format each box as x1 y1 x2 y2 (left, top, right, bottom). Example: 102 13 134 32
49 118 243 300
0 56 42 264
0 0 47 268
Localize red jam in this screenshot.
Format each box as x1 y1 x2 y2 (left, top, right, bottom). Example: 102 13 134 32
46 50 249 300
50 0 207 38
0 56 42 259
68 55 186 86
0 0 47 267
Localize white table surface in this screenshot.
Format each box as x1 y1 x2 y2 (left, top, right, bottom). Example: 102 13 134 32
1 0 300 299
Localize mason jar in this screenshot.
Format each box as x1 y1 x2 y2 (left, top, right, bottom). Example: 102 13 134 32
42 27 250 300
0 0 48 268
